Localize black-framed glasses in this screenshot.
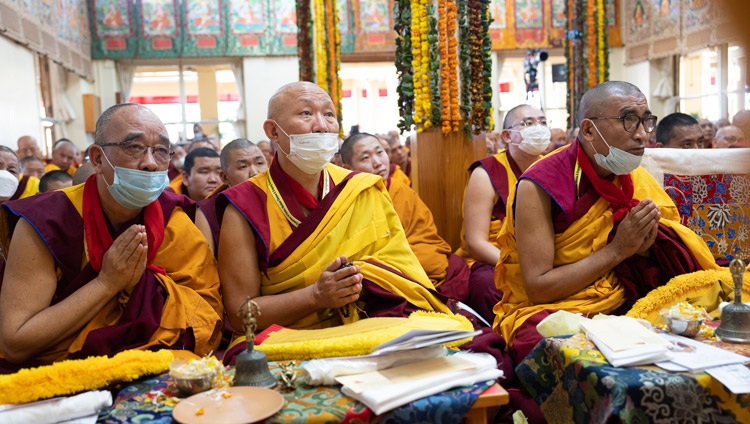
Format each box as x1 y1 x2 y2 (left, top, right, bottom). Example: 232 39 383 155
509 118 549 129
99 141 174 163
589 114 658 133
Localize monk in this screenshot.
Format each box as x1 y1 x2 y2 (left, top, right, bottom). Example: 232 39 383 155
0 103 223 372
199 138 268 252
16 135 41 159
179 147 221 202
456 104 549 324
0 147 39 201
654 112 704 149
19 155 45 179
216 82 450 351
495 81 718 364
45 139 78 176
340 133 470 302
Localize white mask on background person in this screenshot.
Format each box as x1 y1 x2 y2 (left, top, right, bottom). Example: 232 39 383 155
0 170 19 199
172 156 185 170
273 121 339 174
515 125 551 156
589 122 643 175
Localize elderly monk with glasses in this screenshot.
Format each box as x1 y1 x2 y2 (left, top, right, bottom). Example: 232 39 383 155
492 81 718 422
0 104 223 373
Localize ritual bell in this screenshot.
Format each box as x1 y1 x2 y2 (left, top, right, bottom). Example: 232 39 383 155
233 299 277 388
716 259 750 343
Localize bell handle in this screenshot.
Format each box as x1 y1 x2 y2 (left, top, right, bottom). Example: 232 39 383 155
730 258 746 304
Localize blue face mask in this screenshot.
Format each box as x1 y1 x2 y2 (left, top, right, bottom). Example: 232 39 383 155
101 152 169 209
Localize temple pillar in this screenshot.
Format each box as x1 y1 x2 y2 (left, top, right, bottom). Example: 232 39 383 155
411 129 487 250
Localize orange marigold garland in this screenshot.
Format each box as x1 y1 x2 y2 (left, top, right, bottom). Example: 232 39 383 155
438 0 451 133
447 0 460 132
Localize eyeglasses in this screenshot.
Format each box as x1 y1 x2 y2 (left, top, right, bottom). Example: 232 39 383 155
509 118 548 129
99 141 174 163
588 113 658 133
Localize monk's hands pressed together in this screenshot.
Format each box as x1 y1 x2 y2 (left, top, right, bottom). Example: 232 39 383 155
98 224 148 293
313 255 363 309
612 199 660 259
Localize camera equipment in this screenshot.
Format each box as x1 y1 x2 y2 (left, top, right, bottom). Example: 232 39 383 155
523 48 548 93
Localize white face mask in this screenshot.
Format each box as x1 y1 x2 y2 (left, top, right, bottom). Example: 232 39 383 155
0 170 19 199
273 121 339 174
172 156 185 169
590 122 643 175
515 125 551 155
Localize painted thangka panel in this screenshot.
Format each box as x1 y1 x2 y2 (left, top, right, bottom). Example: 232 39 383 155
682 0 717 52
626 0 650 45
0 0 91 77
354 0 394 52
183 0 227 55
226 0 267 55
138 0 182 57
91 0 136 58
338 0 355 53
269 0 298 54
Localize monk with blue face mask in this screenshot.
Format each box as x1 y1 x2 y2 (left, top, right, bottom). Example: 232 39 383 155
0 104 223 372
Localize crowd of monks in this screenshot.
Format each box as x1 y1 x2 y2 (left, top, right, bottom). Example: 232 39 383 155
0 80 741 422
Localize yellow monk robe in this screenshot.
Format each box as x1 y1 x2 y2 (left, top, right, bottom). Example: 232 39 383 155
168 173 185 194
44 162 77 177
0 181 223 366
220 163 451 330
12 175 39 199
455 150 522 266
387 175 451 286
494 158 719 348
390 164 411 187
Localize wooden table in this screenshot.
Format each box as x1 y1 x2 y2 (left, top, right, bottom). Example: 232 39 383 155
464 383 510 424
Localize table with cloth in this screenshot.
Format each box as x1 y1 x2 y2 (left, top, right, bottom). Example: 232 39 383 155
516 333 750 423
98 363 506 423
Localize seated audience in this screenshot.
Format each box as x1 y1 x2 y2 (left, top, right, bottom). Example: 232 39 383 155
548 127 567 152
698 118 716 147
216 82 450 345
19 155 45 179
386 136 411 180
39 170 73 193
168 143 187 180
455 104 549 324
0 104 223 372
0 147 38 201
340 133 470 303
172 147 221 201
257 140 275 164
714 125 746 148
495 81 718 364
654 112 704 148
732 110 750 140
45 139 78 176
72 162 95 185
16 135 41 159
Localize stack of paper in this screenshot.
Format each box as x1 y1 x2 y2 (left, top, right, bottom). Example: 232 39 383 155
581 317 672 367
655 333 749 372
336 352 502 414
370 329 481 355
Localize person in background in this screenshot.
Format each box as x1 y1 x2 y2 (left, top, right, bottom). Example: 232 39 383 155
330 137 345 167
72 162 95 186
178 147 222 202
45 139 78 176
19 156 45 179
168 143 187 180
340 132 471 304
548 128 568 152
0 103 223 372
698 118 716 148
193 123 206 140
654 113 704 149
16 135 42 159
257 140 275 164
386 136 411 180
39 170 73 193
456 104 549 324
714 125 746 148
0 146 38 202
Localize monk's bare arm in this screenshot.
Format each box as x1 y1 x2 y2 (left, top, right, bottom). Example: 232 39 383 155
218 205 362 331
516 180 658 304
463 167 501 265
0 220 146 363
194 208 215 255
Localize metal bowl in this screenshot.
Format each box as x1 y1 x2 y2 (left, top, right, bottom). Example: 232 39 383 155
665 317 702 338
170 360 218 397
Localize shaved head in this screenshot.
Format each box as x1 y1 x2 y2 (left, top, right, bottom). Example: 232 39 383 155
578 81 644 126
267 81 327 120
95 103 153 145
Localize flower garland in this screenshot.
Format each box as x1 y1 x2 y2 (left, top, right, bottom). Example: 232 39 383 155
480 0 493 133
584 0 596 88
0 349 174 405
447 0 460 132
411 0 425 129
297 0 313 82
597 0 609 83
467 0 484 133
458 0 471 133
314 0 327 90
438 0 451 133
428 5 441 127
311 0 343 135
395 0 414 133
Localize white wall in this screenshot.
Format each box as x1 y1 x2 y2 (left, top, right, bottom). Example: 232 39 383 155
0 36 41 149
92 60 119 112
243 57 299 142
64 73 95 148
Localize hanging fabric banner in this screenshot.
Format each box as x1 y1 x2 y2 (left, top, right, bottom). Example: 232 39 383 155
226 0 267 55
138 0 182 57
183 0 226 55
91 0 136 58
